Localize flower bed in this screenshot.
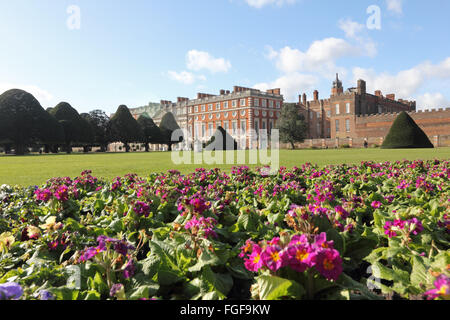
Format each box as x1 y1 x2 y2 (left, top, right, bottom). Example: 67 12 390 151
0 161 449 300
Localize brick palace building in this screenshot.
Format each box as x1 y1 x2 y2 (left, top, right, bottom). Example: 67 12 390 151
296 74 450 148
131 86 284 150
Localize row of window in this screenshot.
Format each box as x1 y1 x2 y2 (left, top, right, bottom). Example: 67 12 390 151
335 119 351 132
191 99 281 113
192 110 279 121
192 119 274 137
309 103 352 120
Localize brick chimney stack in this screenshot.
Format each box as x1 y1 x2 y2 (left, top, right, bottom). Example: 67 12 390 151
302 93 307 106
313 90 319 101
375 90 382 97
357 79 366 95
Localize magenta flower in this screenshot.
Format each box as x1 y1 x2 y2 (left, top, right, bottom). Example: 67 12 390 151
261 246 286 272
371 201 382 209
287 244 316 273
289 234 308 246
35 188 52 202
239 240 255 258
424 275 450 300
384 221 397 238
314 248 343 281
313 233 334 250
133 201 151 217
407 218 424 235
54 185 69 202
244 244 264 272
335 206 349 219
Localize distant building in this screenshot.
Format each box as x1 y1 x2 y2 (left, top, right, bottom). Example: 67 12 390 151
130 86 284 149
298 74 416 139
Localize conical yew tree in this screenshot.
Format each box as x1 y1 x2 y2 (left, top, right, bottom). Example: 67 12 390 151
205 126 238 151
381 111 434 149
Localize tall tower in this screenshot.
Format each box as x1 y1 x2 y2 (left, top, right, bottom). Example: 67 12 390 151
331 73 343 96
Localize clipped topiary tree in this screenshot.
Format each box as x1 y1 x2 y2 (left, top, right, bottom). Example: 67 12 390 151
205 126 238 151
0 89 59 155
80 113 96 153
159 112 182 151
110 105 142 152
137 113 161 152
381 111 434 149
49 102 85 153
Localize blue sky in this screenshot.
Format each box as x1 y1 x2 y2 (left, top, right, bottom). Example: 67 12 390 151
0 0 449 114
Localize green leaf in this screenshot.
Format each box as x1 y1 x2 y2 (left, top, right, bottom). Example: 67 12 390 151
84 290 101 300
188 249 221 272
255 275 304 300
49 287 80 300
410 256 432 287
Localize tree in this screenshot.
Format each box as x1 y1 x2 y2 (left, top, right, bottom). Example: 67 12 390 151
88 110 112 152
0 89 58 155
159 112 182 151
80 113 96 152
278 103 307 149
49 102 85 153
381 112 434 149
137 113 161 152
110 105 142 152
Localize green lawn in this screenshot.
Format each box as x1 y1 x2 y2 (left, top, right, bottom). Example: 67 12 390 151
1 148 449 186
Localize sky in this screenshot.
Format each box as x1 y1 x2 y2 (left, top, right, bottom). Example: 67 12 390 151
0 0 449 114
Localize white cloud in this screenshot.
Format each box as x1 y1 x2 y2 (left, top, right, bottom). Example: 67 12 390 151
352 57 450 98
0 83 53 104
386 0 403 15
244 0 297 9
338 18 365 39
416 93 449 110
253 72 318 101
266 38 368 76
186 50 231 73
167 71 206 85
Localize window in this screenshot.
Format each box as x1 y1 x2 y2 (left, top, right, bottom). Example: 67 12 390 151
327 110 331 118
232 121 237 135
240 99 246 107
262 99 267 108
269 100 274 108
255 110 259 116
202 115 206 120
232 100 237 107
346 103 351 114
216 121 221 129
335 120 340 132
241 110 246 117
254 98 259 107
270 111 274 117
224 112 228 118
202 124 206 137
335 104 340 115
276 101 281 108
232 111 237 118
262 120 267 130
201 105 206 112
240 120 246 133
208 104 213 111
208 123 214 136
346 119 351 132
216 103 220 109
209 114 213 120
224 101 228 108
254 120 259 134
224 121 229 131
195 106 198 112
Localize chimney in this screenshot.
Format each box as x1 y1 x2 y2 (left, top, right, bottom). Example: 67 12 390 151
313 90 319 101
302 93 307 106
272 88 281 95
386 94 395 100
220 89 225 95
357 79 366 95
375 90 382 97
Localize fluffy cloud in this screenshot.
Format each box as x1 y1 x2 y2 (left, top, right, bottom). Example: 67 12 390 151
253 72 318 101
416 93 450 110
167 71 206 85
352 58 450 98
0 83 53 104
186 50 231 73
352 57 450 109
386 0 403 14
244 0 297 9
338 18 365 39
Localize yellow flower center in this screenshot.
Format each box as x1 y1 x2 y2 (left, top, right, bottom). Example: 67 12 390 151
296 249 309 262
253 254 260 264
438 285 448 297
323 258 334 270
270 251 281 262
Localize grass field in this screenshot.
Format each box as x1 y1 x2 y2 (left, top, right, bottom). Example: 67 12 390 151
1 148 449 186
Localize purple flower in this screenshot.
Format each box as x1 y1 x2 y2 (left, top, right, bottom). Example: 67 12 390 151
424 274 450 300
314 248 343 281
123 259 136 279
133 201 151 217
371 201 382 209
39 290 55 300
335 205 349 219
0 282 23 300
110 283 124 297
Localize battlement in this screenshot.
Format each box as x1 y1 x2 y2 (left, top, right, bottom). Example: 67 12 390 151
356 108 450 119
